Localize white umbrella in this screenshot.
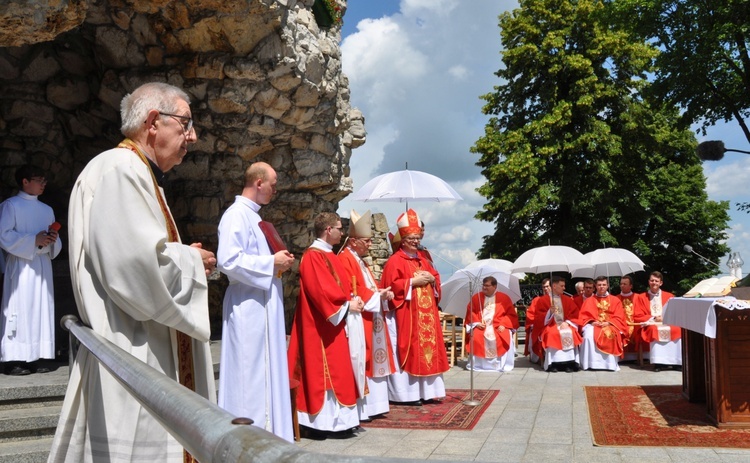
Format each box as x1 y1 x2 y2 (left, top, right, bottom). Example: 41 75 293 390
466 258 526 280
350 170 463 207
511 245 593 277
440 267 522 318
571 248 645 278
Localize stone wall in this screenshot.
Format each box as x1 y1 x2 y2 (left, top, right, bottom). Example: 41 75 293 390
0 0 366 338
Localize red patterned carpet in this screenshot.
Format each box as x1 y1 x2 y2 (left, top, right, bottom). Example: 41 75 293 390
585 385 750 448
362 389 498 431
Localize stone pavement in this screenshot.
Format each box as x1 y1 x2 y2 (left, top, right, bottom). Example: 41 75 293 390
4 342 750 462
296 354 750 462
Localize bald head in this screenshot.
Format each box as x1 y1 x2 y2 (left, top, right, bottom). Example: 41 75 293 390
242 162 277 205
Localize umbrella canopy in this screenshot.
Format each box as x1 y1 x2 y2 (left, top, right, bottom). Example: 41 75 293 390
440 267 522 318
571 248 645 278
350 170 463 204
511 245 593 277
466 258 526 280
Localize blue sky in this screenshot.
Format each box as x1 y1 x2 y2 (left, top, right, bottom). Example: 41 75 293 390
336 0 750 279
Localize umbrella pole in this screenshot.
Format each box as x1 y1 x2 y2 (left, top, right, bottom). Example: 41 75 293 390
464 277 480 407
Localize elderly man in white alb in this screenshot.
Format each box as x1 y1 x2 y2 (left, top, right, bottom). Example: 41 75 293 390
49 82 217 462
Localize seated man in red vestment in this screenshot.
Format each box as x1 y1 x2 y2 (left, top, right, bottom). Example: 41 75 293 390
287 212 365 438
616 275 641 362
579 276 627 371
573 279 594 308
634 271 680 372
537 276 582 373
381 209 448 404
464 276 520 372
524 278 550 362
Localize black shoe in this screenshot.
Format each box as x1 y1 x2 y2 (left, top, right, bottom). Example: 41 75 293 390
35 367 51 374
299 426 327 440
671 365 682 372
564 365 575 373
7 366 31 376
547 366 558 373
653 364 663 372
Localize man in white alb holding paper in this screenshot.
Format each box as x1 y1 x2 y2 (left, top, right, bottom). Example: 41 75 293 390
217 162 296 441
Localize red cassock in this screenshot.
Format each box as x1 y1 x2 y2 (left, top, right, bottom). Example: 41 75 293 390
464 292 519 359
617 293 640 353
579 295 627 357
633 291 680 343
380 250 449 377
287 248 358 415
536 295 583 351
337 250 396 377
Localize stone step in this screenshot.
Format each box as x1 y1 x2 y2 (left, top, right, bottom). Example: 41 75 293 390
0 403 61 443
0 437 53 463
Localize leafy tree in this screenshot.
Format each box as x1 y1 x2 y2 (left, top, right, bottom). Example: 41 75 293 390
613 0 750 143
472 0 730 293
613 0 750 214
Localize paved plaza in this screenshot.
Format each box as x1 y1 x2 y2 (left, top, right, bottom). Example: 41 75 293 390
297 353 750 462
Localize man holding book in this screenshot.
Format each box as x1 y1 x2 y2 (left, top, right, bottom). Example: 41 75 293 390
634 271 680 372
216 162 296 441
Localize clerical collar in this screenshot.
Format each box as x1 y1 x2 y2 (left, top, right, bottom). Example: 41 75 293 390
145 157 166 187
648 289 660 298
595 292 610 298
18 191 38 200
400 249 419 259
311 238 333 251
620 291 633 297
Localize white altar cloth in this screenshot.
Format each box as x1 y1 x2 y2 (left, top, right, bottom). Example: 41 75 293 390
663 297 750 339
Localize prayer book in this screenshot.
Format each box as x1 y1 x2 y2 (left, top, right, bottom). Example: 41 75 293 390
258 221 287 253
683 275 739 298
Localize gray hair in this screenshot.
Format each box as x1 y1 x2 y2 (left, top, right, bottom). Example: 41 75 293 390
120 82 190 138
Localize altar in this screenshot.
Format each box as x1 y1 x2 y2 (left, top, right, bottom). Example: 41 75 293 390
663 297 750 428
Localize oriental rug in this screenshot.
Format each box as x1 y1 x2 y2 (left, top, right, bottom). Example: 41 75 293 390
361 389 498 431
585 385 750 448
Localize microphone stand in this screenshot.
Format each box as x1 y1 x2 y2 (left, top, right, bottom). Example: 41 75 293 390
464 273 481 407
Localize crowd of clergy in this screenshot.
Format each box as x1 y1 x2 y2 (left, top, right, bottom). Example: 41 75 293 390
518 272 682 373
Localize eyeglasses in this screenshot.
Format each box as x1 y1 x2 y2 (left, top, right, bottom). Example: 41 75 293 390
328 226 343 231
357 238 373 244
159 112 194 133
402 236 421 242
30 177 48 185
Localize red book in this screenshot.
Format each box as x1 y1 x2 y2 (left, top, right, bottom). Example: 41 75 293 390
258 221 287 253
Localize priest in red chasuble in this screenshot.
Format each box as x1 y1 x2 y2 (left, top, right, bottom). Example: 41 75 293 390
464 276 519 372
579 276 627 371
287 212 364 436
537 276 582 373
634 271 680 371
616 275 641 361
381 209 448 403
525 278 550 362
338 209 396 419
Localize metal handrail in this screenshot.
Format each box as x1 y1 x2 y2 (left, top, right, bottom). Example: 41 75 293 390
61 315 425 463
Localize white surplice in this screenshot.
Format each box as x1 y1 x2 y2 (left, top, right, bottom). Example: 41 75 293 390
216 195 293 442
0 192 61 362
49 148 215 463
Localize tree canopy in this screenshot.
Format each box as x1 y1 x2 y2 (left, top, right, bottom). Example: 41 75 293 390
472 0 730 293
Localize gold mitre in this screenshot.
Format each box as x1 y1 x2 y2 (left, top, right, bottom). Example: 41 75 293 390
348 209 373 238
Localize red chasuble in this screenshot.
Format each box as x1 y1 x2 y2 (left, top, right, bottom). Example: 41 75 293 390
633 290 680 342
287 248 358 415
616 293 641 354
337 249 396 377
381 249 449 377
579 295 627 357
464 292 519 359
536 295 582 351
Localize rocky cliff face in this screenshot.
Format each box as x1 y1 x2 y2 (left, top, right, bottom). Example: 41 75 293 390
0 0 365 332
